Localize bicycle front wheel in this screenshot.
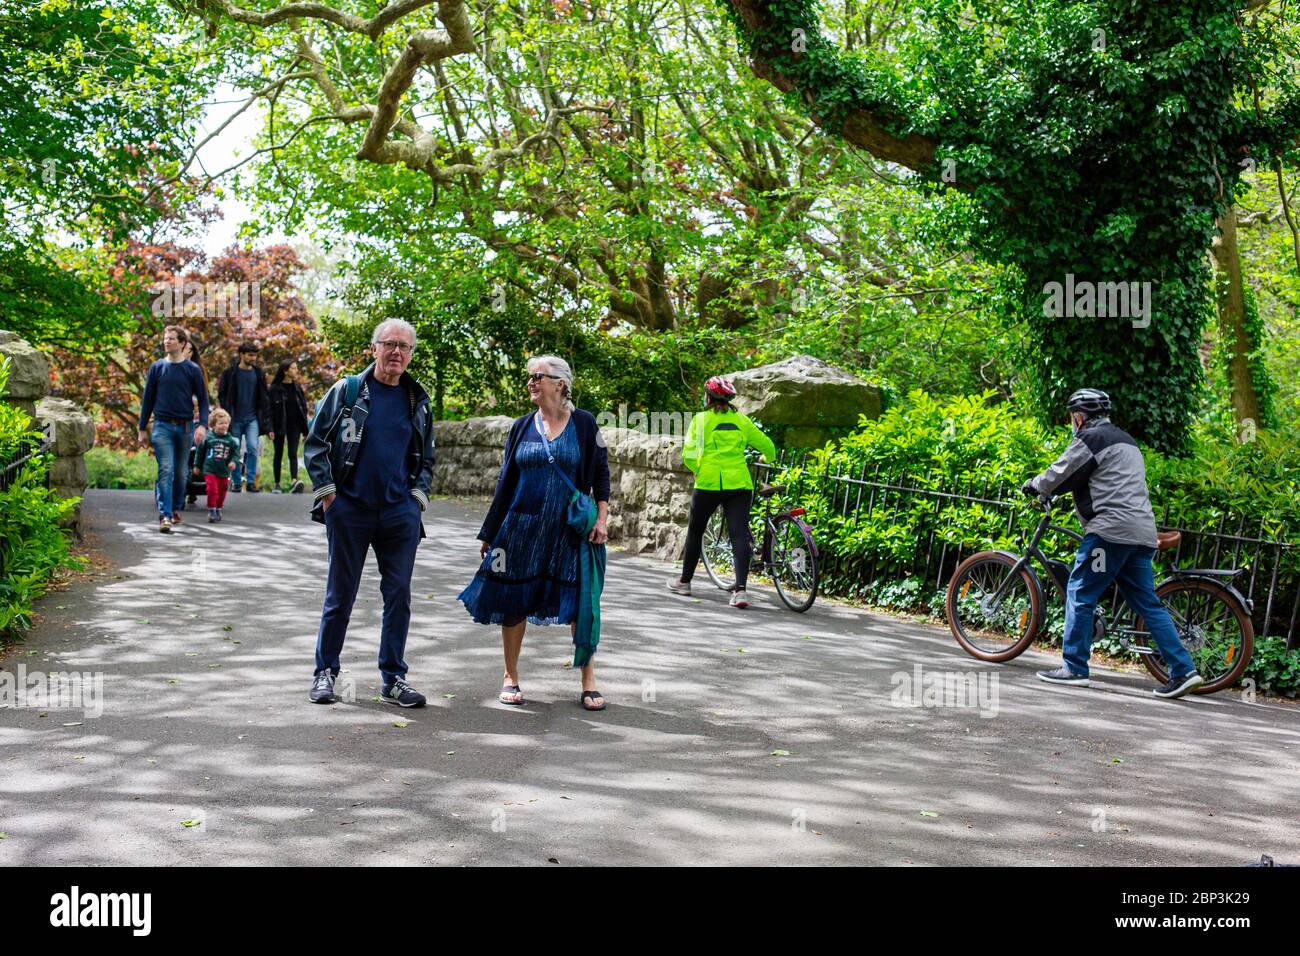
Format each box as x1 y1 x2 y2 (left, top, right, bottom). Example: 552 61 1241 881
945 552 1042 661
700 509 739 591
768 515 819 612
1134 577 1253 694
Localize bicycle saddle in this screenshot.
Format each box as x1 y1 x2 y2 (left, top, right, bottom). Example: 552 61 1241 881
1156 530 1182 551
756 483 786 498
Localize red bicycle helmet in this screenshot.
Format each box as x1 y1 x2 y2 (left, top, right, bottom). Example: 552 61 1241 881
704 376 737 401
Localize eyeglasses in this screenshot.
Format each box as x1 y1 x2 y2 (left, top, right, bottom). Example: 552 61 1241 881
527 373 562 383
375 340 413 355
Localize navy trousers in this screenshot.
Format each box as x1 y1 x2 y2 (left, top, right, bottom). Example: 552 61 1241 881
315 493 422 683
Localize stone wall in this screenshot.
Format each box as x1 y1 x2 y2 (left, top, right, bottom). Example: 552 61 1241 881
430 416 695 561
0 331 95 532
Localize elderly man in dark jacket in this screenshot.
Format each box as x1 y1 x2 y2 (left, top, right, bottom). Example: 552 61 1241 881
303 319 436 708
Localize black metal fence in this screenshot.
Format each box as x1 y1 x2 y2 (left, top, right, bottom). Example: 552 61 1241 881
757 451 1300 650
0 430 53 494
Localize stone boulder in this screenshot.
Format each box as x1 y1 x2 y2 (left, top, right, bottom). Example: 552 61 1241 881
35 397 96 458
726 354 882 448
0 330 52 417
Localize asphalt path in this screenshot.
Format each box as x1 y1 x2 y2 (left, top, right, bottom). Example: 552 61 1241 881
1 489 1296 865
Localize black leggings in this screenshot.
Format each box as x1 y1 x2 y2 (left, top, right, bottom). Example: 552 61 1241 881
680 488 753 590
273 429 303 484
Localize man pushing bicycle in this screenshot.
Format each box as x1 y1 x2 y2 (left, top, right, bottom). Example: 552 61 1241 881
1022 388 1204 700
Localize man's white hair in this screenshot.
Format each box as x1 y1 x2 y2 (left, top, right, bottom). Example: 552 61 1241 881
527 354 574 411
371 317 417 348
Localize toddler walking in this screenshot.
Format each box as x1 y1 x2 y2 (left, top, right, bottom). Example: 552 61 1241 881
195 409 240 522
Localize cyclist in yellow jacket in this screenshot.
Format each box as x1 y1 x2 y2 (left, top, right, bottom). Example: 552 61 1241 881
668 376 776 608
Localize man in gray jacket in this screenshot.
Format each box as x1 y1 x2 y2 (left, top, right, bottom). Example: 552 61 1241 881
1023 389 1203 699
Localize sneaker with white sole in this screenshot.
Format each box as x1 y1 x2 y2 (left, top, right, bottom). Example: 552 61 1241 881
381 678 426 708
1037 666 1090 686
158 515 172 534
309 671 336 704
1153 672 1204 699
730 589 749 608
667 578 691 596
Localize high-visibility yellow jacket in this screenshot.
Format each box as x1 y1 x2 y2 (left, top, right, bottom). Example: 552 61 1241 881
681 409 776 490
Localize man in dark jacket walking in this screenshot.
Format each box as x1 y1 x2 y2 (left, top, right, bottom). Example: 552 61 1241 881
303 319 436 708
217 342 273 492
1023 388 1203 700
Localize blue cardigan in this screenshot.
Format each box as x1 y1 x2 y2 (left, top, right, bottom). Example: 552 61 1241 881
477 408 611 543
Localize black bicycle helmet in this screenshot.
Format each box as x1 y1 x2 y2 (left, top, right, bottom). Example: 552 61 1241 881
1066 388 1111 416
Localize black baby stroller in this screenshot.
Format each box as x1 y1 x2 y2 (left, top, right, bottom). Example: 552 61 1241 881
185 442 207 505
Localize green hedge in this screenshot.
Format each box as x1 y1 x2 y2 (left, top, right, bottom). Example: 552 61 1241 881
0 357 80 641
777 391 1300 696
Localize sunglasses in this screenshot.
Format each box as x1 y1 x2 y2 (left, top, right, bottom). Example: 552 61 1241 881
527 373 563 383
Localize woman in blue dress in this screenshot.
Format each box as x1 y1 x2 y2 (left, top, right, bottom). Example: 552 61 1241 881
458 355 611 710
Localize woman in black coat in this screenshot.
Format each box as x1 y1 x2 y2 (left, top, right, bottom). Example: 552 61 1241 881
269 360 310 493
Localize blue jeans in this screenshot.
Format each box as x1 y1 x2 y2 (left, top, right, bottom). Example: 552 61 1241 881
150 420 193 518
315 493 423 684
1062 533 1198 680
229 417 260 487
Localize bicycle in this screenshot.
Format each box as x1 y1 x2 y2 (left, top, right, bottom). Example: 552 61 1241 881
700 482 821 612
944 495 1254 694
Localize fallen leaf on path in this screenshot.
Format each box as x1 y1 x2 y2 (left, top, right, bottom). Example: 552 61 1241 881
547 857 559 864
222 625 232 631
919 811 938 818
770 749 790 756
392 720 409 728
62 722 81 727
136 619 150 625
1111 757 1124 764
167 679 179 684
445 751 455 756
442 694 455 699
180 820 202 828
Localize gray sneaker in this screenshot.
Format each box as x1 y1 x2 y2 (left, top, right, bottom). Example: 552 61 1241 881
1037 666 1090 686
309 671 336 704
1153 672 1204 700
729 589 749 608
667 578 691 596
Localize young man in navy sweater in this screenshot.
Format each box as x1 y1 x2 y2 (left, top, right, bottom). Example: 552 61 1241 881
138 325 209 533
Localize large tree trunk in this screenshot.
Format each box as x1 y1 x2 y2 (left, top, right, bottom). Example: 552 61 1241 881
1210 204 1264 430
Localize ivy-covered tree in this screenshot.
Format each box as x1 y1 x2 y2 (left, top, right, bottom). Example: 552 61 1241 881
721 0 1300 453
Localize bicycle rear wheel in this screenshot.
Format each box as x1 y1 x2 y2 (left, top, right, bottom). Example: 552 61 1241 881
1133 577 1253 694
700 510 740 591
945 552 1042 661
768 515 819 612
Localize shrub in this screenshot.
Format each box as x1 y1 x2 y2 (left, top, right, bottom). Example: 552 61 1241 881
0 357 80 641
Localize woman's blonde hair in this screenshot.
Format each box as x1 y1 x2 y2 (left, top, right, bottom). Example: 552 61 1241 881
527 355 574 411
208 408 231 427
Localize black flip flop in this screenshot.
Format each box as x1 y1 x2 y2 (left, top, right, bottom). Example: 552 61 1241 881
499 683 524 705
579 690 606 711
